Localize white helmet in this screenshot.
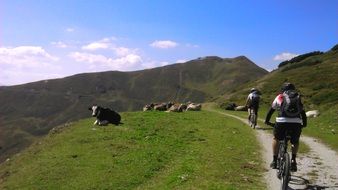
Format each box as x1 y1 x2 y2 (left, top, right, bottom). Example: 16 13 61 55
250 88 257 93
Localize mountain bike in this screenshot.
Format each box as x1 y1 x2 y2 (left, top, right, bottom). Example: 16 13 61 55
248 108 257 129
277 128 292 190
266 122 291 190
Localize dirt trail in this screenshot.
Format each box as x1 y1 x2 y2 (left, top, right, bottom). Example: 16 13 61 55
210 110 338 190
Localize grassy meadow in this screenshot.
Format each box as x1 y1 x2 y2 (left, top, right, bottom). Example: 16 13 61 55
0 111 265 190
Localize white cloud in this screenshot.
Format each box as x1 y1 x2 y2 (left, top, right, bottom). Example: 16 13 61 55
65 28 75 32
0 46 59 68
0 46 62 85
82 42 110 51
176 59 187 63
112 47 133 57
159 61 170 66
82 37 118 51
273 52 299 61
51 41 68 48
69 52 143 71
69 52 108 63
150 40 178 49
0 69 63 85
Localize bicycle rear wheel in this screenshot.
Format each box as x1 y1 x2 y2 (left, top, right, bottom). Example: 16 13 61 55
281 153 291 190
252 114 256 129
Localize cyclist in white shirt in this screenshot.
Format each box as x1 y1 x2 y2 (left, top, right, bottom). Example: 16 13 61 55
265 83 307 172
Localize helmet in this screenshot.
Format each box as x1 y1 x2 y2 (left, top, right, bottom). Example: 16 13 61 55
281 82 295 92
250 88 257 93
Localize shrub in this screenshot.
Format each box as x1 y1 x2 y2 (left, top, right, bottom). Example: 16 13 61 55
281 56 322 72
278 51 324 68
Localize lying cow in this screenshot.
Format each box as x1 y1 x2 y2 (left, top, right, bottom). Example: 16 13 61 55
154 103 168 111
88 105 122 126
167 104 183 112
186 103 202 111
235 105 247 111
143 104 154 111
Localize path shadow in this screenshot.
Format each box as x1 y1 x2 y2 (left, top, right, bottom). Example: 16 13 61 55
287 175 338 190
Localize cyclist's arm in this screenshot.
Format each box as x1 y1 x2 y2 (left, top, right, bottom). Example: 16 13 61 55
265 107 275 124
301 110 307 127
245 95 250 107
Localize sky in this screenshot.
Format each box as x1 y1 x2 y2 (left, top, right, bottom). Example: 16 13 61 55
0 0 337 86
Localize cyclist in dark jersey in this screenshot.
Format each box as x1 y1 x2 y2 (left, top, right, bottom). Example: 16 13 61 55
265 83 307 172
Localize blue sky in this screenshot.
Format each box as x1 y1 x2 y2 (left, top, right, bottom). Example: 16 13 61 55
0 0 337 85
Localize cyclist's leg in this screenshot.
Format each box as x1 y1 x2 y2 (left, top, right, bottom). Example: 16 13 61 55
271 123 285 168
289 123 302 171
289 123 302 155
254 107 258 125
247 107 251 121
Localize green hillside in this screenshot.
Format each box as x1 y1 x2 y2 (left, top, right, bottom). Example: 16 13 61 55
0 56 267 163
218 45 338 150
0 111 265 189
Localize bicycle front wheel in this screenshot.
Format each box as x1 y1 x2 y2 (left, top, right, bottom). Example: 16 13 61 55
281 153 291 190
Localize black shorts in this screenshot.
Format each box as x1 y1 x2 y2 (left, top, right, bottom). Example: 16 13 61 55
273 123 302 144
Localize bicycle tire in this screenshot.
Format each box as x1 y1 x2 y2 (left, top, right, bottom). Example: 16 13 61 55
249 110 256 129
281 153 291 190
277 142 285 179
252 114 256 129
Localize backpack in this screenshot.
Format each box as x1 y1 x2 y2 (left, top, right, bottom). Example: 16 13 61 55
280 90 303 118
250 93 260 108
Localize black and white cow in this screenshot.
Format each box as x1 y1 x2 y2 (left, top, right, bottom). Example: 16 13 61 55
88 105 122 126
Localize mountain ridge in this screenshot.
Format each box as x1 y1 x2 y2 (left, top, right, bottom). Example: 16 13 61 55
0 55 268 162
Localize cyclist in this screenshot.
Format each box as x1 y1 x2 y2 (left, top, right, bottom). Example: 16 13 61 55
246 88 260 126
264 82 307 172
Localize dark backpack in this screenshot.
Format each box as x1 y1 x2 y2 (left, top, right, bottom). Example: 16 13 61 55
250 93 260 108
280 90 303 118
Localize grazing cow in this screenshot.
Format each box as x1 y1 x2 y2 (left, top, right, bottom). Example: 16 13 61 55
88 105 122 126
186 103 202 111
306 110 320 118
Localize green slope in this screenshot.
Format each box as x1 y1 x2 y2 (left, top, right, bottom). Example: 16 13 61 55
218 45 338 150
0 111 265 190
0 55 268 163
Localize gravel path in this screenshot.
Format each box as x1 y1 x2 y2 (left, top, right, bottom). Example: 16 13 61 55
210 110 338 190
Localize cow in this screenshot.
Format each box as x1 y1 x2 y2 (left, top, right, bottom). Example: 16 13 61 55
154 103 168 111
88 105 122 126
167 104 183 112
225 103 237 110
178 103 187 111
306 110 320 118
143 104 154 111
186 103 202 111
